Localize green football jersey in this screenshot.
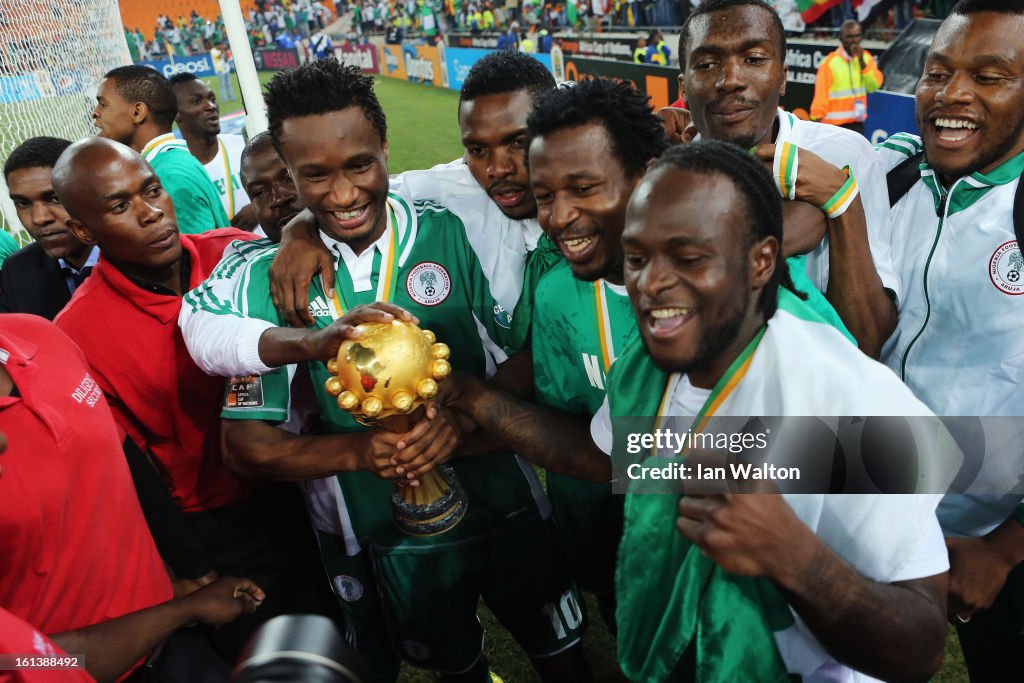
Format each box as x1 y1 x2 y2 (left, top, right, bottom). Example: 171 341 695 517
532 261 638 416
143 135 231 234
218 194 547 550
531 261 633 594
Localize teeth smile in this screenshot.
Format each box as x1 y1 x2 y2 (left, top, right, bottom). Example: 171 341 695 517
333 208 365 220
563 236 594 253
650 307 691 319
935 118 978 130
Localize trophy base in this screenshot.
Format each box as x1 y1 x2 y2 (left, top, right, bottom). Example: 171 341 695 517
391 464 468 537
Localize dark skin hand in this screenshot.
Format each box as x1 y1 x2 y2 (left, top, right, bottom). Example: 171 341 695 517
221 402 460 485
50 577 264 683
256 302 417 368
754 144 896 357
658 107 825 257
230 203 260 232
171 569 218 598
676 452 947 683
270 208 333 327
426 371 611 482
946 515 1024 623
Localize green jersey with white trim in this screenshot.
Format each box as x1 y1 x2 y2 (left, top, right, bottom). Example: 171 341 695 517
532 261 638 415
530 261 633 595
218 194 547 550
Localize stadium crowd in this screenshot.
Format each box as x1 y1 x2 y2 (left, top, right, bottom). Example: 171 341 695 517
2 0 1024 681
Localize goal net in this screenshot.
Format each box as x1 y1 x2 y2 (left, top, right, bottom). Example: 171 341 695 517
0 0 131 245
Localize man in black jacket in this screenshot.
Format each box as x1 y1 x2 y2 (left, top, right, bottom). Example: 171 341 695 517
0 137 96 319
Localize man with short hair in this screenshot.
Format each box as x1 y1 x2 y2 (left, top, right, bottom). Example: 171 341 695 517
0 137 95 319
169 73 257 231
448 140 950 682
195 60 585 683
811 19 883 134
239 132 304 243
876 1 1024 677
675 0 898 357
93 65 229 234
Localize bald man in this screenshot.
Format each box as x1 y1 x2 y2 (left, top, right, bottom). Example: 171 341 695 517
51 137 332 659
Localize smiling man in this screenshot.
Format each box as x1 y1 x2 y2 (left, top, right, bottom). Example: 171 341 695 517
435 78 669 632
0 137 96 319
677 0 898 357
94 65 229 234
599 141 948 683
170 73 257 230
876 0 1024 677
204 60 584 683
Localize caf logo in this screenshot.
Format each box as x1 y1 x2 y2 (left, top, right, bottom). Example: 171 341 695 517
989 241 1024 295
407 261 451 306
332 574 364 602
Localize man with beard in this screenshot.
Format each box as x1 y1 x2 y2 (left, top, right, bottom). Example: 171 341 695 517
671 0 899 358
448 141 950 682
876 0 1024 677
170 74 258 231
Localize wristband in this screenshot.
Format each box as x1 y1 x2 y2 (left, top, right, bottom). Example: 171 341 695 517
771 140 799 201
820 166 859 219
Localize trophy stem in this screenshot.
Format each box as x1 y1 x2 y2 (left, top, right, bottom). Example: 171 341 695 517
391 464 468 536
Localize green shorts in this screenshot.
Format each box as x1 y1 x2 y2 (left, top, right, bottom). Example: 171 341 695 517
547 472 624 596
317 519 583 676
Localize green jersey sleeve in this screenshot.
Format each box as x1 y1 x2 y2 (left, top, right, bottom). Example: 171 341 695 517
153 151 231 234
214 248 294 423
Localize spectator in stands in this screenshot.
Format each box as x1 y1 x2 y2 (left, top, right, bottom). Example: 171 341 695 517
0 137 94 319
498 20 521 49
93 65 230 234
633 34 648 62
309 27 334 59
646 29 670 64
810 19 884 135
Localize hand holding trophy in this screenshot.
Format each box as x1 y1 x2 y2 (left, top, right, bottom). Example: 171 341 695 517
323 320 468 536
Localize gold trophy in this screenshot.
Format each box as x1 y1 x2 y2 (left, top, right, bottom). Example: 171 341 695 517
323 320 467 536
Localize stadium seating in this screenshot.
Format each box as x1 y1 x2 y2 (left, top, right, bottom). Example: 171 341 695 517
119 0 260 39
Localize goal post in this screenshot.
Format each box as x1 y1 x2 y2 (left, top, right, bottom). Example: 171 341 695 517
0 0 131 245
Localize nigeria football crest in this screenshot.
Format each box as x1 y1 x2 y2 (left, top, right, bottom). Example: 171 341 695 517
407 262 451 306
989 240 1024 295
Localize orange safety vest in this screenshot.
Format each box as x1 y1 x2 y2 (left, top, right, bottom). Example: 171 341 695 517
810 47 884 126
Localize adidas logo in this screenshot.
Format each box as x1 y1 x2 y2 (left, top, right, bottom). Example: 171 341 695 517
308 295 331 318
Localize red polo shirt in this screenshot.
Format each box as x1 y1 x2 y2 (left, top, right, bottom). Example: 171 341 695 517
0 608 96 683
55 229 256 513
0 315 172 635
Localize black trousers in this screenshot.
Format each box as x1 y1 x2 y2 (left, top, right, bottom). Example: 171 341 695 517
956 562 1024 682
185 484 345 661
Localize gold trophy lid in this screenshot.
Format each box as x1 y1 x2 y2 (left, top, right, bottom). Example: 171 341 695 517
323 320 451 421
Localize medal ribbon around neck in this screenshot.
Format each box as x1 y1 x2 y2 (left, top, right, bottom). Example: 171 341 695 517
141 133 180 160
218 138 235 218
329 205 398 318
593 280 617 373
653 325 767 456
